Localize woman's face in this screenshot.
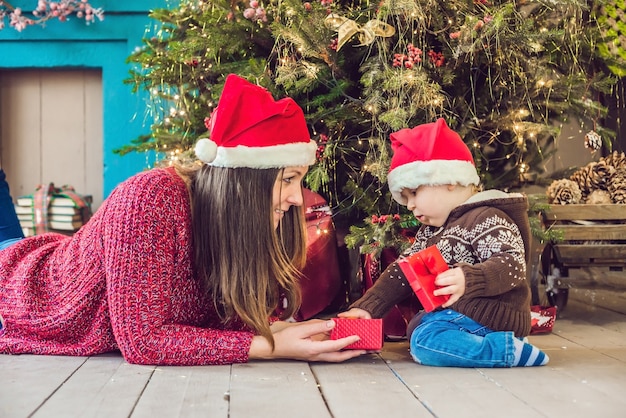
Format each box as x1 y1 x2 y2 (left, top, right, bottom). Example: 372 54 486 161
272 166 308 229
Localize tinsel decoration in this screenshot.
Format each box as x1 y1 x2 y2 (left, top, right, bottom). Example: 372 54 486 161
546 179 582 205
586 189 612 204
608 169 626 204
584 130 603 151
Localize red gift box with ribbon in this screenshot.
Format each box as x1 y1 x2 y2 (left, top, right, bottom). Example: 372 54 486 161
398 245 450 312
330 318 384 350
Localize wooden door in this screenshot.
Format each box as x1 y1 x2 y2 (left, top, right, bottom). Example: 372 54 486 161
0 69 103 211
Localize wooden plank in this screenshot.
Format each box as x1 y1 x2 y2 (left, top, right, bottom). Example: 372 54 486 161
478 327 626 418
229 361 331 418
41 71 88 190
32 353 154 418
543 204 626 221
132 364 231 418
550 224 626 241
554 267 626 289
0 354 86 418
0 70 43 198
84 70 104 210
380 343 541 418
569 288 626 316
311 353 431 418
555 245 626 263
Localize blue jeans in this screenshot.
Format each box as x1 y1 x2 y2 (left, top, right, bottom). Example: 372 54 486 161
409 309 516 368
0 169 25 249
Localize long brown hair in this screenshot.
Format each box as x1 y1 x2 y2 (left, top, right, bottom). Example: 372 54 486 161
177 163 306 348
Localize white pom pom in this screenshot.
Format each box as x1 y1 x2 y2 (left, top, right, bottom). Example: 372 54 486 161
195 138 218 163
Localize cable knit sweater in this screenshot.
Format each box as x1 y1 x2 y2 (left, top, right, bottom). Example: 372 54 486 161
0 167 255 365
352 190 532 337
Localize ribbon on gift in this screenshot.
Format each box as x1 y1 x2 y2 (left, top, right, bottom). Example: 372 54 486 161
33 183 91 235
325 14 396 51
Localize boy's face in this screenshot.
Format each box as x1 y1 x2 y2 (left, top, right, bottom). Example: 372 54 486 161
400 184 459 227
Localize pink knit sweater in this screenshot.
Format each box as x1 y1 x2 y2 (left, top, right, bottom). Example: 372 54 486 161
0 167 254 365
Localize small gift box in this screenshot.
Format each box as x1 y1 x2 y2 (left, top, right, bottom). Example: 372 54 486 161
398 245 450 312
530 305 557 334
330 318 383 350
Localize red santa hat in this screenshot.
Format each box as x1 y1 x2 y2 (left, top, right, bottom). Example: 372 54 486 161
387 118 480 205
195 74 317 168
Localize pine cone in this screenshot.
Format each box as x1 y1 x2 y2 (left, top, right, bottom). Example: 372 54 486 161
603 151 626 171
584 130 602 151
586 189 612 204
570 161 616 201
546 178 582 204
608 168 626 204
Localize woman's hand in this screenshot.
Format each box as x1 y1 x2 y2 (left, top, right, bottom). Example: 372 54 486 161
337 308 372 319
249 320 366 362
433 266 466 307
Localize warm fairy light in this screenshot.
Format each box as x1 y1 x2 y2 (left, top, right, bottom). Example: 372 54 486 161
519 163 528 173
473 142 479 148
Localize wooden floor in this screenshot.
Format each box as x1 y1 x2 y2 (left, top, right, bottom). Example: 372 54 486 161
2 294 626 418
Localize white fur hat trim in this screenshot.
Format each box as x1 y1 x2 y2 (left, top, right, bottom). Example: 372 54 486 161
388 159 480 205
195 138 317 168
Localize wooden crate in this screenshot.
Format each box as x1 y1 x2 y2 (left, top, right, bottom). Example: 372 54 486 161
541 204 626 291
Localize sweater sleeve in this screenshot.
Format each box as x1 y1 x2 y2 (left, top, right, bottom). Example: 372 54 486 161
458 209 528 299
350 261 417 318
102 170 254 365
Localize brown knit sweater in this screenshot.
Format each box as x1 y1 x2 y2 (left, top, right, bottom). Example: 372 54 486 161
351 190 532 337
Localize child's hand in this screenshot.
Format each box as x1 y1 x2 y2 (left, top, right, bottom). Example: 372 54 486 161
433 267 466 307
337 308 372 319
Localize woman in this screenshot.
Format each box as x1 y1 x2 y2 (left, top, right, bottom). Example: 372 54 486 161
0 74 365 365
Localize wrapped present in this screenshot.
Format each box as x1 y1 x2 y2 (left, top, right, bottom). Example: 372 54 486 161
330 317 383 350
17 183 92 235
530 305 557 334
398 245 450 312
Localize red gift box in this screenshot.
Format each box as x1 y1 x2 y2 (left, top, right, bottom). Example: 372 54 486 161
530 305 557 334
398 245 450 312
330 318 383 350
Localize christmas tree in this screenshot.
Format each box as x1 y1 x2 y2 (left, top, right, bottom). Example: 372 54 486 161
121 0 618 254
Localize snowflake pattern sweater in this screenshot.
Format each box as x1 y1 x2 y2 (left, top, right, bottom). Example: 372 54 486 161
352 190 532 337
0 167 255 365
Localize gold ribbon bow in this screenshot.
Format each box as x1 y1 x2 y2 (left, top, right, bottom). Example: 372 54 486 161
325 14 396 51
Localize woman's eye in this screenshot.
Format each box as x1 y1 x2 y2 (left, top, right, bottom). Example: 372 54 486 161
283 177 294 184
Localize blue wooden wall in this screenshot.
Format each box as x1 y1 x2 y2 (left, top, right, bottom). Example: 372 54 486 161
0 0 177 198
